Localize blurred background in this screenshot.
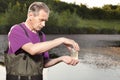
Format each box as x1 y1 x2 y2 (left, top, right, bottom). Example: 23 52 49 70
0 0 120 80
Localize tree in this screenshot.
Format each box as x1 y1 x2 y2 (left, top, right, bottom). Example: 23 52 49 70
4 2 27 26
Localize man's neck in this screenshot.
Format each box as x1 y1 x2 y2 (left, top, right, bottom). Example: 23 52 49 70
25 19 37 33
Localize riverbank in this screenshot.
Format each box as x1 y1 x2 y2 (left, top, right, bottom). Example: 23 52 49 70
1 19 120 34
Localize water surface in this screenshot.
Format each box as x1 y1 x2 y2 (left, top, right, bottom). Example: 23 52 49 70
46 34 120 80
0 34 120 80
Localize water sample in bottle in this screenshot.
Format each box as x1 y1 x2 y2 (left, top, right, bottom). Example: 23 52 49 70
70 48 78 59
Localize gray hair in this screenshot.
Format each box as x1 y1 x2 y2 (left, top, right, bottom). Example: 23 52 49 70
28 2 50 16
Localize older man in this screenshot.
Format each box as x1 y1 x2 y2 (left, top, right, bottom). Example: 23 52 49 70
5 2 80 80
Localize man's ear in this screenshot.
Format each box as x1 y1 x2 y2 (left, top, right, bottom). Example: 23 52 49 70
28 12 34 18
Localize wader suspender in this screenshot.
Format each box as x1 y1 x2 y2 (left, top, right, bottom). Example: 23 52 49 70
19 24 43 42
19 24 29 37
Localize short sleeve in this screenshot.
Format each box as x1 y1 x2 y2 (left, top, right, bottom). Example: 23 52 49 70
8 25 31 53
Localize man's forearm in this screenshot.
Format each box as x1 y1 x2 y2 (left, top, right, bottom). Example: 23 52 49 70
44 57 62 68
22 37 64 55
34 38 64 54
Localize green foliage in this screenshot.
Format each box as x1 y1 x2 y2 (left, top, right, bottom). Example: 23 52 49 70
0 0 120 34
90 8 105 19
0 1 27 34
0 0 8 12
77 19 120 34
5 2 27 26
43 10 80 34
57 10 79 27
46 10 59 27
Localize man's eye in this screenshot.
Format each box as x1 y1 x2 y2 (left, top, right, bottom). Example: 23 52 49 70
39 19 44 21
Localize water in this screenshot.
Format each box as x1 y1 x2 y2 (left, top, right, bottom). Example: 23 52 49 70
0 34 120 80
47 62 120 80
46 34 120 80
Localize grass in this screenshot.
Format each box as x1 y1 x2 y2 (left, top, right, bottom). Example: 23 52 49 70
78 19 120 30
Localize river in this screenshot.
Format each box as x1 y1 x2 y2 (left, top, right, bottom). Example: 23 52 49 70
0 34 120 80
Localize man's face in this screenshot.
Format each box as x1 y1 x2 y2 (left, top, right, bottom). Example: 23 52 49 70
31 9 49 31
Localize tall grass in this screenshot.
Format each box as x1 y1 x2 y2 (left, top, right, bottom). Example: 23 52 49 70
78 19 120 30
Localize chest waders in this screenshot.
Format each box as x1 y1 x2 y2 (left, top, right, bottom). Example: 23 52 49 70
4 24 45 80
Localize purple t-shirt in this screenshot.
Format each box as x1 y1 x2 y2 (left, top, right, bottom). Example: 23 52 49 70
8 22 49 59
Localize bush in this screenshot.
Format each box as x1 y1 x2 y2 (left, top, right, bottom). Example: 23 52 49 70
57 10 80 28
4 2 27 26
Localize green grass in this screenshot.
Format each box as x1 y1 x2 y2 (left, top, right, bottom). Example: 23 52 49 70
78 19 120 30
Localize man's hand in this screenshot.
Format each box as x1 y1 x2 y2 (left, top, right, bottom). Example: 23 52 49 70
61 37 80 52
60 56 79 66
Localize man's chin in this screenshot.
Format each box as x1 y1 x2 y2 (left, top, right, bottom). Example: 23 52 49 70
36 28 42 31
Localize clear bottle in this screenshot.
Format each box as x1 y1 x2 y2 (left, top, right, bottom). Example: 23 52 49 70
70 48 78 59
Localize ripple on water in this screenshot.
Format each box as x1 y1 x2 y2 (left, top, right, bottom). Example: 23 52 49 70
79 47 120 69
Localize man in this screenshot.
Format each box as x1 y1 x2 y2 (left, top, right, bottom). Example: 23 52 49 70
5 2 80 80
